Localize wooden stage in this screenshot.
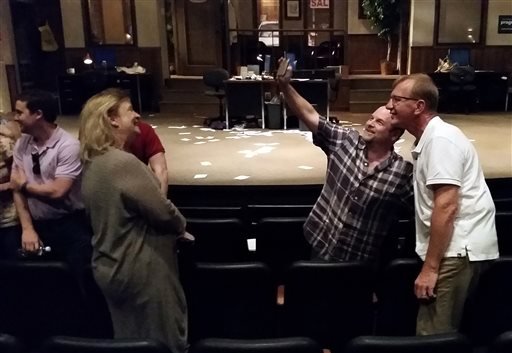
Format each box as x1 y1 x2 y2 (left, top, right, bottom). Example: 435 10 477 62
59 111 511 205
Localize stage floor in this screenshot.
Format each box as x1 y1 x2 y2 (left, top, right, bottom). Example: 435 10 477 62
59 111 512 186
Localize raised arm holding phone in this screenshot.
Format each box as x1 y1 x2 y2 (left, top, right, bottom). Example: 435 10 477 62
276 58 414 265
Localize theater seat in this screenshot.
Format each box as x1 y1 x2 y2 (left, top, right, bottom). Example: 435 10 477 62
190 337 322 353
187 262 277 342
345 333 472 353
0 261 91 349
40 336 172 353
0 333 24 353
281 261 374 352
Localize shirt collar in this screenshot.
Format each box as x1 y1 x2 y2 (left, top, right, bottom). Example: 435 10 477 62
411 116 442 160
30 126 62 154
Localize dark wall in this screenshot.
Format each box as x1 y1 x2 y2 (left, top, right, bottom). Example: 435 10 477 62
10 0 65 93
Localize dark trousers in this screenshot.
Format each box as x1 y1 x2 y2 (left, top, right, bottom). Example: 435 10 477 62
0 224 22 260
32 210 93 273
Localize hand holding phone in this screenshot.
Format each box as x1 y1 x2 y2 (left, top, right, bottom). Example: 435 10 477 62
276 58 289 77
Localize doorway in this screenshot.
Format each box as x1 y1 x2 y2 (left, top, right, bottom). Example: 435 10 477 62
172 0 224 76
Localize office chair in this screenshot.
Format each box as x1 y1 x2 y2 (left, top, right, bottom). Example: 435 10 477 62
313 41 343 68
345 333 472 353
40 336 173 353
447 65 477 114
203 68 229 127
0 333 24 353
190 337 322 353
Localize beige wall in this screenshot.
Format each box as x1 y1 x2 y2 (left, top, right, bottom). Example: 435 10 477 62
486 0 512 45
60 0 85 48
0 0 15 112
135 0 161 47
347 0 373 34
410 0 435 46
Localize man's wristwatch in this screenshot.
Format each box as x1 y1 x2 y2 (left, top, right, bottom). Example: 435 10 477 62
20 181 29 193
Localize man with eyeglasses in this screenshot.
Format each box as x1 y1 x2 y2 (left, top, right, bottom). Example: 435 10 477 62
9 90 92 272
386 73 498 335
277 60 414 266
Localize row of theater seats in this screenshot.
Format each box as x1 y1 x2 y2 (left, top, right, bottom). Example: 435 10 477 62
3 258 512 352
178 206 512 272
4 329 512 353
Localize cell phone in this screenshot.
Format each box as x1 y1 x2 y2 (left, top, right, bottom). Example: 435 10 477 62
276 58 290 77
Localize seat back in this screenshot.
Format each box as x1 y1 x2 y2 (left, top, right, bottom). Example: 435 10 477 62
495 212 512 256
345 333 472 353
203 69 229 91
449 65 476 85
281 261 374 352
0 333 24 353
253 217 310 279
185 218 249 262
40 336 172 353
460 257 512 345
190 337 322 353
0 261 90 348
187 262 277 342
490 331 512 353
374 258 422 336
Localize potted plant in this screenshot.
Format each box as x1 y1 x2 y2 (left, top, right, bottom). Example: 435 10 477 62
362 0 400 75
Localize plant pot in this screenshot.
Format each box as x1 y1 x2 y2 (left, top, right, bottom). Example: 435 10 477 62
380 60 395 75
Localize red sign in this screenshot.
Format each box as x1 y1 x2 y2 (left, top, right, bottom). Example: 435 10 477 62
310 0 329 8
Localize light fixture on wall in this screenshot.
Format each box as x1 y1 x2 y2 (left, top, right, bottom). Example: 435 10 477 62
83 53 93 65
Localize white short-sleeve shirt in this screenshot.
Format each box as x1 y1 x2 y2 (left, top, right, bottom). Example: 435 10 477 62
412 116 498 261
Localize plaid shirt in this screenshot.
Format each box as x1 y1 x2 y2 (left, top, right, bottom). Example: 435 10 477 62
304 118 414 263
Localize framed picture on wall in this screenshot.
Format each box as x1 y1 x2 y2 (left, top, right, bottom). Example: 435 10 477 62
285 0 301 20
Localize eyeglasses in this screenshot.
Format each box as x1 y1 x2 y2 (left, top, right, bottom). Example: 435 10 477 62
31 153 41 175
390 95 420 105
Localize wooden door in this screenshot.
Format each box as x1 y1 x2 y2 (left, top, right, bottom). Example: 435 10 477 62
174 0 224 76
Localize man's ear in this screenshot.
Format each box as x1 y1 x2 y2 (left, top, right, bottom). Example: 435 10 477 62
414 99 426 115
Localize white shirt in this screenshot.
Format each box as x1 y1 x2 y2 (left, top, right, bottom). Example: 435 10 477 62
412 116 498 261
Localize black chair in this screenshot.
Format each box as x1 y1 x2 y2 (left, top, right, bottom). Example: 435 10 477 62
253 217 311 279
187 262 277 342
345 333 472 353
203 68 229 125
460 257 512 346
40 336 173 353
312 41 343 68
185 218 249 262
0 333 24 353
490 331 512 353
281 261 374 353
190 337 322 353
0 261 92 349
374 258 422 336
447 65 477 113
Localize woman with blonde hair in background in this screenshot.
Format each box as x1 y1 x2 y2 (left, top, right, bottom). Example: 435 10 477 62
0 112 21 259
79 88 188 353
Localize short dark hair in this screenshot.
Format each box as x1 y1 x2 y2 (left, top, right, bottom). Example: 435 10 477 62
16 90 58 123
